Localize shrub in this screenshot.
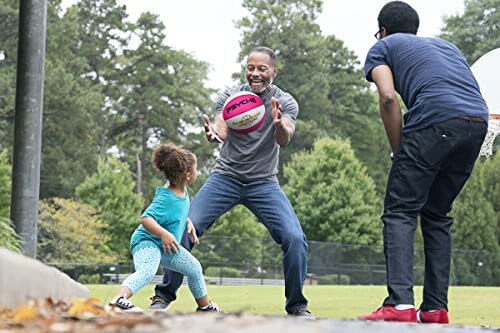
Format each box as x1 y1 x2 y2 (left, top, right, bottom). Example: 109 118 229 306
0 217 22 253
205 266 241 278
77 273 101 284
316 274 351 285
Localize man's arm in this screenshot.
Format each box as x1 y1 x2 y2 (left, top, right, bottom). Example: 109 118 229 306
272 97 295 147
371 65 402 155
212 113 228 141
275 117 295 147
203 113 228 143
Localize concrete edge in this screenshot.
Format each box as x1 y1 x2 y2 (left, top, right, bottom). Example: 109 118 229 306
0 247 90 308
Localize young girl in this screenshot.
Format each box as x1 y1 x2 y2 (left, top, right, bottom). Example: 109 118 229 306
109 143 221 313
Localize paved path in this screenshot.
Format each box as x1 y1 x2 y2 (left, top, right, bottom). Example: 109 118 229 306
144 313 498 333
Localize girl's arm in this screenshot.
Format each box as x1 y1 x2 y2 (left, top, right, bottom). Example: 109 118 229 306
141 216 179 255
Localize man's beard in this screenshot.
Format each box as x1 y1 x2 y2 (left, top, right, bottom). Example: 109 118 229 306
248 76 273 94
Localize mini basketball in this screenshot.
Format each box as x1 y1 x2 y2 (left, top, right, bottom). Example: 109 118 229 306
222 91 266 133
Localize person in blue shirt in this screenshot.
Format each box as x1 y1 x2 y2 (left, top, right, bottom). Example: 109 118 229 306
360 1 488 324
109 143 221 313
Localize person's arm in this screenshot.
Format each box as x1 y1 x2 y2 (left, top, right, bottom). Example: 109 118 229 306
272 97 295 147
141 216 179 255
203 113 227 143
371 64 402 155
186 217 199 245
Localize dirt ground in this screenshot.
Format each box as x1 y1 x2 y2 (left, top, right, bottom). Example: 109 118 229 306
0 298 497 333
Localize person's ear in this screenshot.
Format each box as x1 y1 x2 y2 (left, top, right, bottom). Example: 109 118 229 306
380 26 388 38
272 67 278 79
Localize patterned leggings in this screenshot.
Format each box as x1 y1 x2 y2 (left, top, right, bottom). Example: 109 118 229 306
122 241 207 299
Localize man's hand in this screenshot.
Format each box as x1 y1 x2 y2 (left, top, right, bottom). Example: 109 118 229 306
271 97 294 146
203 114 224 143
186 218 199 245
271 97 283 127
160 231 179 255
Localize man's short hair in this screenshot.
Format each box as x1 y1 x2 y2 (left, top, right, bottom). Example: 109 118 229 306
249 46 277 67
378 1 419 35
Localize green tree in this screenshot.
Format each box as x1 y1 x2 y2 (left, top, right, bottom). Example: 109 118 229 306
452 160 498 252
440 0 500 64
236 0 390 194
283 137 382 244
0 0 19 151
0 0 106 198
76 156 143 260
0 146 18 254
37 198 115 263
205 205 266 239
111 12 214 197
0 149 11 218
0 217 22 253
38 0 105 198
479 151 500 247
72 0 130 155
1 0 218 200
40 62 101 198
193 205 267 272
450 154 499 285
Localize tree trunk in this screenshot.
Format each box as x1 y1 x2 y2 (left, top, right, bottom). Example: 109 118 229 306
136 112 146 195
136 152 142 195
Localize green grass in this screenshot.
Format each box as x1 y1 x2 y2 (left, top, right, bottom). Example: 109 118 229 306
87 284 500 328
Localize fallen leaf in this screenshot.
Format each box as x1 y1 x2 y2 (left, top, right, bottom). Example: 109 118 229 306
12 303 38 322
67 297 105 317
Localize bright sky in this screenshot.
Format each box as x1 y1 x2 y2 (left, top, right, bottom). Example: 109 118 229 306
62 0 465 90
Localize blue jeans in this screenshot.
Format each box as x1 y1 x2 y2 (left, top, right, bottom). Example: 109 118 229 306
382 117 487 310
155 173 309 313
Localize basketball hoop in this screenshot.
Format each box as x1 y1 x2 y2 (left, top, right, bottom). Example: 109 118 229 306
471 48 500 157
479 114 500 156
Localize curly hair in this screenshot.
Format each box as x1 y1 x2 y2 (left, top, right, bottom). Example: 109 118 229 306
378 1 419 35
151 143 196 185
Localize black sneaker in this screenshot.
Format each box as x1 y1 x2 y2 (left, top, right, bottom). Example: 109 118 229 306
196 301 222 313
288 308 314 318
149 295 170 311
109 296 143 313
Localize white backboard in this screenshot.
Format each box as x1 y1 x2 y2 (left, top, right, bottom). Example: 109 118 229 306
471 48 500 115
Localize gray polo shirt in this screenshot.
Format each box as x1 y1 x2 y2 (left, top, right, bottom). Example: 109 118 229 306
211 83 299 182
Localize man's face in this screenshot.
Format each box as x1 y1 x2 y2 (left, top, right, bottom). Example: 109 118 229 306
245 52 277 94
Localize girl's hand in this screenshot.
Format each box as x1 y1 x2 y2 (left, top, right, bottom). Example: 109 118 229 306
187 218 199 245
160 231 179 255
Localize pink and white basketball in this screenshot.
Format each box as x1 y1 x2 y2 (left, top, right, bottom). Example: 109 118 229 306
222 91 266 133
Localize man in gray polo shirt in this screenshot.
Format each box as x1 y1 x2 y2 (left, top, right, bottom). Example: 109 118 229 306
149 46 311 317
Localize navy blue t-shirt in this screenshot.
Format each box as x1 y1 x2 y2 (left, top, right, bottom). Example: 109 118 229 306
364 33 488 133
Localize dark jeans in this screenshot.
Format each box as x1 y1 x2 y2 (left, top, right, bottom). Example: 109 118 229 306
382 117 487 310
154 173 309 313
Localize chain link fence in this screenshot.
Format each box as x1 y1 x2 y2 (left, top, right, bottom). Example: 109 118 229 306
48 235 499 286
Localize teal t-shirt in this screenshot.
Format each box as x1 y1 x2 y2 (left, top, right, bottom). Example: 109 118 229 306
130 186 190 253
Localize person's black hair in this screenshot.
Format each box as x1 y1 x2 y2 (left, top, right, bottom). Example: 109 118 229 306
378 1 419 35
152 143 196 185
249 46 277 67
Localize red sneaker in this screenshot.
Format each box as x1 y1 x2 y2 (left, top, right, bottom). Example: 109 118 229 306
417 309 449 324
359 306 417 322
